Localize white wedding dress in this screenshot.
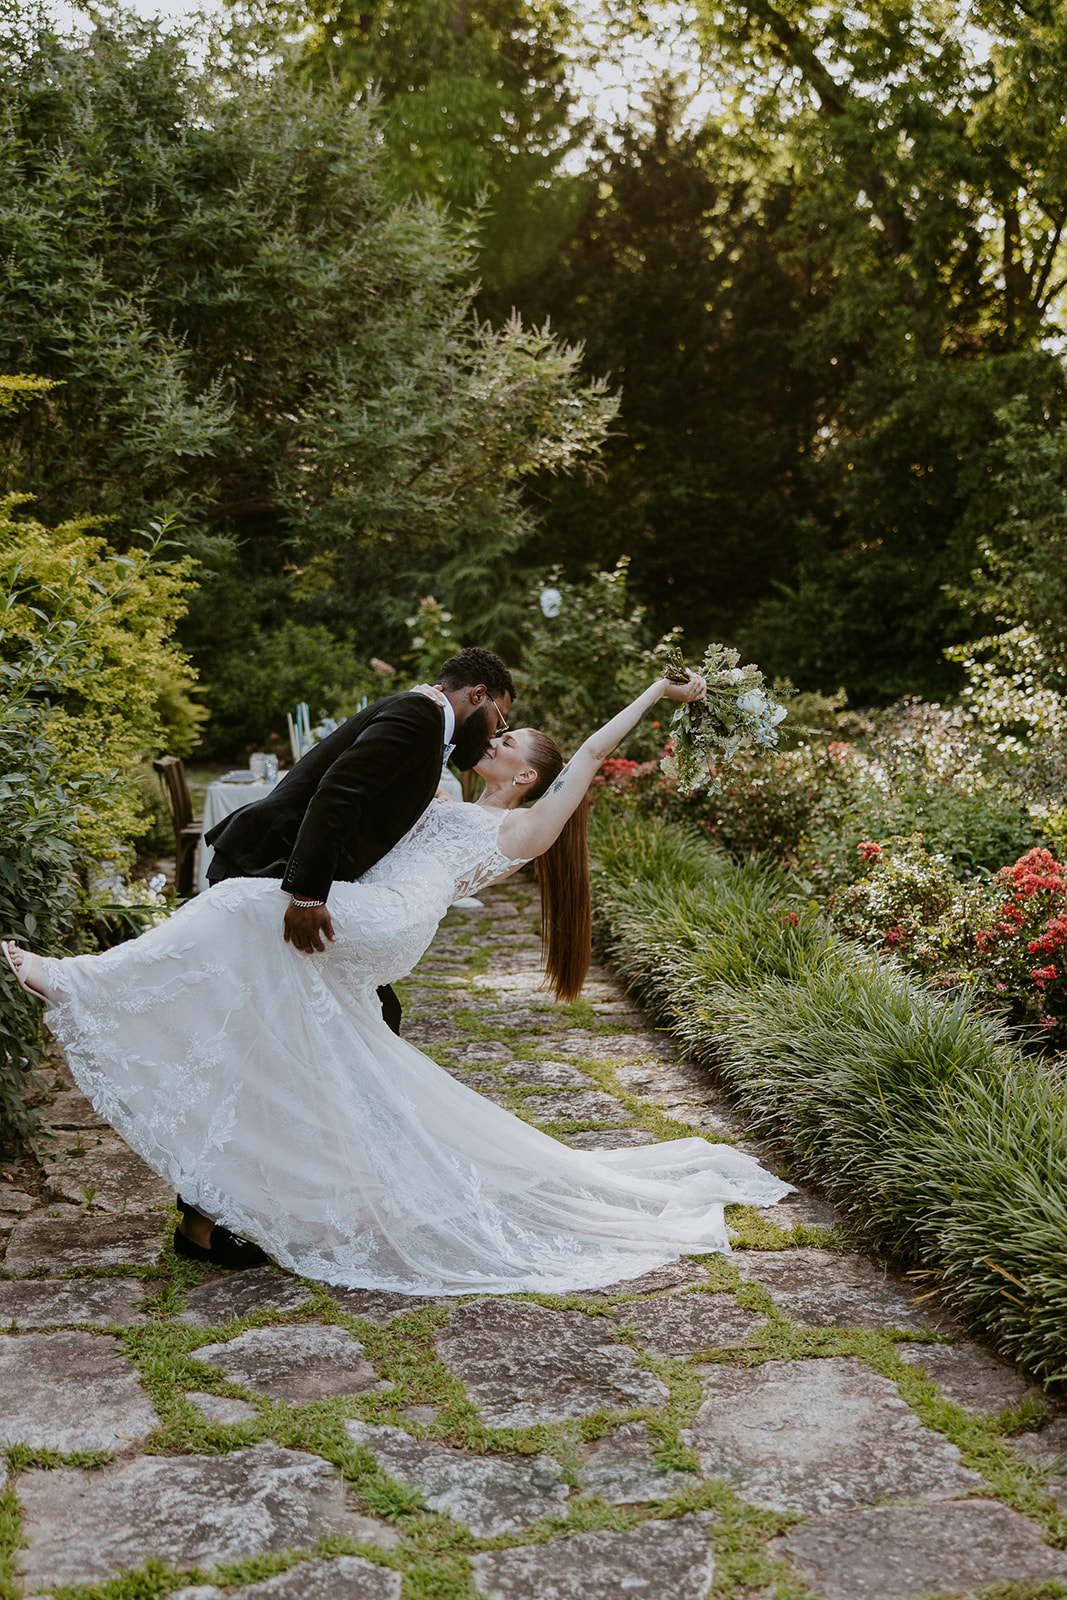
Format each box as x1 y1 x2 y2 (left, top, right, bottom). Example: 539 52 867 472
42 800 791 1294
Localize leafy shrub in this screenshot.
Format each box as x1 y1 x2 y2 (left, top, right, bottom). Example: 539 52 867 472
517 559 671 756
198 621 376 759
593 693 1038 890
589 809 1067 1382
0 632 96 1147
0 502 198 1146
828 837 967 962
0 502 203 856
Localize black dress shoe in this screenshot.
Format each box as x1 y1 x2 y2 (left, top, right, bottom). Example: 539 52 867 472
173 1223 269 1269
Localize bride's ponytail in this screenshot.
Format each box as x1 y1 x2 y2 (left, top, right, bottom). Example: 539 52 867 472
523 732 592 1002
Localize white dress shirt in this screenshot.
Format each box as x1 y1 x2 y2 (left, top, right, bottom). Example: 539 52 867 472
441 697 456 764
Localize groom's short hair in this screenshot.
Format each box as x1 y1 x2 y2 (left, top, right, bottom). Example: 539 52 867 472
437 647 516 702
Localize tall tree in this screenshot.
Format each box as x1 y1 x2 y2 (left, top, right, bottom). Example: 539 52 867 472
505 85 827 649
0 9 615 747
251 0 584 295
686 0 1067 697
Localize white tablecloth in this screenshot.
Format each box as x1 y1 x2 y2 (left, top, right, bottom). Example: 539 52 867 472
196 780 273 893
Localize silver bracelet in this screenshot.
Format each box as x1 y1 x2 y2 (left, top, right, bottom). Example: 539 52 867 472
289 896 325 908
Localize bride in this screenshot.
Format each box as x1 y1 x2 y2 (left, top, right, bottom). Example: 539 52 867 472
4 672 791 1295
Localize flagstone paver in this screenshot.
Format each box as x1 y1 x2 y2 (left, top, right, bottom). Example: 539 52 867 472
1007 1417 1067 1505
345 1420 570 1533
683 1357 983 1514
5 875 1064 1599
18 1443 395 1589
178 1267 315 1325
578 1420 692 1503
897 1339 1038 1413
327 1286 450 1323
769 1501 1067 1597
187 1391 260 1424
4 1208 170 1271
43 1088 107 1128
172 1557 404 1599
519 1089 633 1125
732 1248 951 1332
0 1184 35 1215
0 1330 160 1451
470 1515 714 1598
612 1290 764 1354
435 1298 670 1426
41 1129 175 1210
191 1324 381 1400
576 1258 708 1298
0 1276 148 1327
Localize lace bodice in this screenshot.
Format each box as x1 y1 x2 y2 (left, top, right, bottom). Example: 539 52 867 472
362 799 527 904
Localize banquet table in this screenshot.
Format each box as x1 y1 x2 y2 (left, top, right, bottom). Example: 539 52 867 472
196 775 279 893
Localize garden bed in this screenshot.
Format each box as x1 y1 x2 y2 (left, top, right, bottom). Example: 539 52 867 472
589 808 1067 1387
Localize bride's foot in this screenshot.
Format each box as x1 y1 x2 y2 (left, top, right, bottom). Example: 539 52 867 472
2 942 53 1003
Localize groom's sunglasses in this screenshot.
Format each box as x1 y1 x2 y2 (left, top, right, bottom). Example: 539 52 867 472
487 694 510 734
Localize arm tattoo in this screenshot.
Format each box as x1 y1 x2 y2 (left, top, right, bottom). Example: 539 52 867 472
552 761 571 794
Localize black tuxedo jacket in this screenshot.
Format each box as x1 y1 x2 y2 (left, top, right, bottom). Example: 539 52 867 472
204 692 446 902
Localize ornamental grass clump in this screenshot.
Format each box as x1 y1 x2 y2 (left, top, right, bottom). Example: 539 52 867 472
589 808 1067 1382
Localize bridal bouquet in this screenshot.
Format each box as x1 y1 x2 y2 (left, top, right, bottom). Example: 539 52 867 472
659 644 788 796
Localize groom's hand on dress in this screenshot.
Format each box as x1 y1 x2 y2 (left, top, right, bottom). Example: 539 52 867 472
284 902 336 954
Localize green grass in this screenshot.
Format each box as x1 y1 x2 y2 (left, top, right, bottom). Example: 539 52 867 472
589 809 1067 1387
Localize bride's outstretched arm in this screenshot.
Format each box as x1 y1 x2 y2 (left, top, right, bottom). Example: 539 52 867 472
498 671 706 860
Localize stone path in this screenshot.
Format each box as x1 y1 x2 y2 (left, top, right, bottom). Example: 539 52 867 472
2 875 1066 1598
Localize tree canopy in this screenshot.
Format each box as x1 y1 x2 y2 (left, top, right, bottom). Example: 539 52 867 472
0 9 615 746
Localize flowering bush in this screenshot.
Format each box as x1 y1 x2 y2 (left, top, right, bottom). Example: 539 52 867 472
829 839 1067 1046
517 560 670 759
829 836 970 972
592 758 660 797
81 866 172 949
969 848 1067 1043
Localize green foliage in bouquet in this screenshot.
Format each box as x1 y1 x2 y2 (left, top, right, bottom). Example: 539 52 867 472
659 644 787 796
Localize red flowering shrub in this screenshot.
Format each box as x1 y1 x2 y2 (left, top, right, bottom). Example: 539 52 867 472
967 847 1067 1040
828 836 960 967
830 840 1067 1046
590 756 672 808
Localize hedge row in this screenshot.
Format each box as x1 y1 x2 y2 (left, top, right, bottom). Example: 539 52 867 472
588 808 1067 1385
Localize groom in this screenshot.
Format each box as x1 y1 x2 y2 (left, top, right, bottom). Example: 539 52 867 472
205 646 515 1006
182 646 515 1267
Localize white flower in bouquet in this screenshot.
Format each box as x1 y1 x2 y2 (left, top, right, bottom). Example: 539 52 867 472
659 644 788 796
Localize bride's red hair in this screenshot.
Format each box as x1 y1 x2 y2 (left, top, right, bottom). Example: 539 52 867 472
523 731 591 1003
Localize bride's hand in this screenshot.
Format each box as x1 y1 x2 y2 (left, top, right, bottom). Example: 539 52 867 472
660 669 707 703
411 683 448 707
